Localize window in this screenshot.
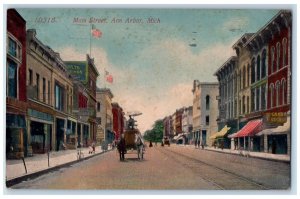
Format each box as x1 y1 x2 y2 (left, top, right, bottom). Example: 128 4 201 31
282 38 287 66
205 116 209 125
43 78 46 102
97 102 101 112
206 95 210 110
271 46 275 74
270 84 274 108
251 58 255 84
257 55 261 81
256 87 260 111
7 60 17 98
36 73 40 100
55 83 64 111
8 37 17 57
261 50 267 78
247 64 250 86
247 96 249 113
251 89 255 112
282 79 286 105
48 80 50 104
276 81 280 106
239 99 241 115
243 66 246 89
242 96 245 114
276 42 281 70
29 69 33 85
261 84 266 110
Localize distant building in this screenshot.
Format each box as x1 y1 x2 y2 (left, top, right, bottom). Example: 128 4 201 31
192 81 219 147
182 106 193 144
96 88 114 144
112 103 125 141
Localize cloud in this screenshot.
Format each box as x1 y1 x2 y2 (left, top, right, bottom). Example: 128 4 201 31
222 17 250 32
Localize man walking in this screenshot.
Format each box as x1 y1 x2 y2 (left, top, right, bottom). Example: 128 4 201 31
117 134 126 161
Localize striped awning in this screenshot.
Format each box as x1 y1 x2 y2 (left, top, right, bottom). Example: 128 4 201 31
231 119 263 138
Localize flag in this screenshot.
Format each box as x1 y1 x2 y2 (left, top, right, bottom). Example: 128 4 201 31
91 25 102 38
106 74 113 83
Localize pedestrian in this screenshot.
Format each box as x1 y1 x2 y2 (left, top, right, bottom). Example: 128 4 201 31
149 141 153 147
197 139 200 148
195 139 197 148
117 134 126 161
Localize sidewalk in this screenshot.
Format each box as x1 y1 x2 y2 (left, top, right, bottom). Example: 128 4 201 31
6 146 112 182
176 144 290 162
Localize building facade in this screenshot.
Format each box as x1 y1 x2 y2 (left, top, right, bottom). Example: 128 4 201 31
192 81 218 147
182 106 193 144
6 9 28 158
96 88 114 144
26 29 75 153
112 103 124 141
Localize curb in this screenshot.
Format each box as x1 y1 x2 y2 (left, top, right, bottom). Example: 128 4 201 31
6 149 113 188
204 148 290 163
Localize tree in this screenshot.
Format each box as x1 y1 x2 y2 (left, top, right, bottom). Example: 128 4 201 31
143 119 163 143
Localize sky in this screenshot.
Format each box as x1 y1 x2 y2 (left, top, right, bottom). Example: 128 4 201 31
16 8 280 133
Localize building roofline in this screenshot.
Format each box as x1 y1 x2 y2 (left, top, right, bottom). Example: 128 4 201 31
213 56 237 76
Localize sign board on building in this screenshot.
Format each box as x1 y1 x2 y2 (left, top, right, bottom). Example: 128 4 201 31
265 112 287 124
64 61 88 83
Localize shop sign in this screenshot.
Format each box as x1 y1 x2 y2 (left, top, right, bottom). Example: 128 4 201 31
65 61 88 83
265 112 287 124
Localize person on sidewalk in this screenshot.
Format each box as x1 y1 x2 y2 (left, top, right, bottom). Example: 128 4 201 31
117 134 126 161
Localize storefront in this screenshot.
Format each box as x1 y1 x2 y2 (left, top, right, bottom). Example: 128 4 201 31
230 119 263 151
56 117 65 151
66 118 77 149
256 116 290 155
27 108 54 154
6 113 27 159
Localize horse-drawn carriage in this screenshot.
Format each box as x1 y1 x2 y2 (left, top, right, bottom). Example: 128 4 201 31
117 112 145 160
123 128 144 160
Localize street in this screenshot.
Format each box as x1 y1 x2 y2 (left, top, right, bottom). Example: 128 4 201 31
10 144 290 190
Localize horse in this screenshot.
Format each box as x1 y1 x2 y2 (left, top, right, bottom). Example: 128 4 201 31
135 134 144 160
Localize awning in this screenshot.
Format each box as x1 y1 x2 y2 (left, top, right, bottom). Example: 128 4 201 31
210 125 231 139
232 119 263 138
228 132 238 138
256 116 290 136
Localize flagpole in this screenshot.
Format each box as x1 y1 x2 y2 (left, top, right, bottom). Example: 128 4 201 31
90 24 92 57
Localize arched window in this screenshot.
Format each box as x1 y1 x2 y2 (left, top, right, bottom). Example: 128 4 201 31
276 42 281 70
257 55 261 81
251 89 255 112
247 64 250 86
247 96 249 113
206 95 210 110
271 46 275 74
282 79 286 105
282 38 287 66
270 84 274 108
242 96 245 114
256 87 260 111
261 49 267 78
251 58 255 84
243 66 246 89
261 84 266 110
276 81 280 107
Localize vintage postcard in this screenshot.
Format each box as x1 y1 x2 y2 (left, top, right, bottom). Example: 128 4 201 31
4 6 293 192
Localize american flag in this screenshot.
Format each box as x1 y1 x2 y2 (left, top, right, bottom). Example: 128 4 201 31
106 74 113 83
91 25 102 38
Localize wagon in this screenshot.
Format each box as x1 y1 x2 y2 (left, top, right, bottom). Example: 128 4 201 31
123 128 144 160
